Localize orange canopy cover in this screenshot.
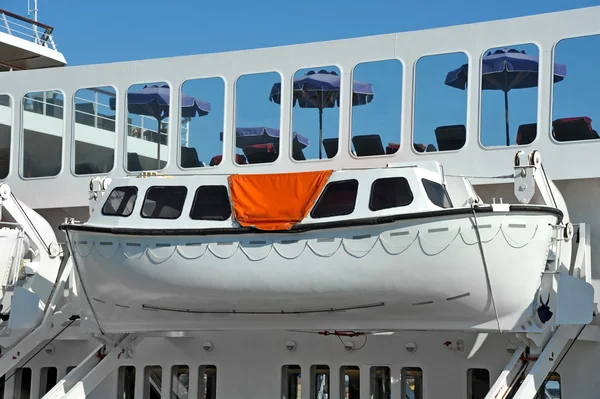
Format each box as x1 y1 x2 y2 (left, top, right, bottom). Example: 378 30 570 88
228 170 333 230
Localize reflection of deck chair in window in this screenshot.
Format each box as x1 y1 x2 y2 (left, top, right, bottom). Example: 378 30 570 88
552 116 599 142
127 152 143 172
352 134 385 156
322 138 339 158
243 143 278 164
209 154 247 166
385 142 435 154
516 123 537 145
434 125 466 151
180 147 204 168
292 140 306 161
0 148 9 179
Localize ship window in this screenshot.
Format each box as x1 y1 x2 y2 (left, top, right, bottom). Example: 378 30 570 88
190 185 231 221
73 86 117 175
467 369 490 399
369 177 413 211
310 365 329 399
117 366 136 399
422 179 452 208
40 367 58 396
171 365 189 399
199 365 217 399
401 367 422 399
534 372 561 399
102 186 138 217
141 186 187 219
282 365 302 399
370 367 391 399
143 366 161 399
341 366 360 399
0 95 11 180
22 90 65 178
13 367 31 399
310 180 359 219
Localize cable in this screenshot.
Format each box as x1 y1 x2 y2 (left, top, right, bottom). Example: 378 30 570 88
470 204 502 333
0 318 77 390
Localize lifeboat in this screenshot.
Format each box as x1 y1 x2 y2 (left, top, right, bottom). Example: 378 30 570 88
60 150 572 334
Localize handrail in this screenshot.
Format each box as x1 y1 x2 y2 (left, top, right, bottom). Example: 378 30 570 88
0 8 53 31
0 8 57 50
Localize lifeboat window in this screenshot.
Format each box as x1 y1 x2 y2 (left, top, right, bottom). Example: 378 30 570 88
370 367 391 399
141 186 188 219
369 177 414 211
143 365 161 399
117 366 136 399
467 368 490 399
310 365 330 399
40 367 58 396
102 186 138 217
311 180 359 218
171 365 189 398
282 365 302 399
401 367 422 399
200 365 217 399
422 179 452 208
190 185 231 221
341 366 360 399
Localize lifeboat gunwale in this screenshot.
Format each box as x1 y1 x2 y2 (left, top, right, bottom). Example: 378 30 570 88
60 203 563 236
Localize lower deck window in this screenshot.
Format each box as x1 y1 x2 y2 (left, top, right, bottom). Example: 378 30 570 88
144 365 161 399
171 365 189 398
467 368 490 399
342 366 360 399
401 367 422 399
117 366 135 399
200 365 217 399
13 367 31 399
40 367 58 396
141 186 187 219
370 367 391 399
310 365 330 399
282 365 302 399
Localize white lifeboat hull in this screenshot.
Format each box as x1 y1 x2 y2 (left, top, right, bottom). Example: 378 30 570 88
66 211 557 333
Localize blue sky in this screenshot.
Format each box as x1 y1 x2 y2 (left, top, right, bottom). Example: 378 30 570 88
7 0 600 165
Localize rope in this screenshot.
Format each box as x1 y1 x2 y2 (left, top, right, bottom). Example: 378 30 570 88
470 204 502 333
65 230 106 336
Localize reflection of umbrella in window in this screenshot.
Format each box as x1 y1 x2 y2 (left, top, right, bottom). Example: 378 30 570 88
220 127 310 162
109 84 211 169
269 70 374 159
445 48 567 146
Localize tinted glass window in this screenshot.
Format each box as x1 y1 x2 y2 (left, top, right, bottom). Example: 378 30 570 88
190 186 231 221
141 186 187 219
311 180 358 219
422 179 452 208
468 369 490 399
101 186 137 216
369 177 413 211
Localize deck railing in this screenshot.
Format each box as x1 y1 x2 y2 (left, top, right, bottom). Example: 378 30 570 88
13 90 191 147
0 8 57 51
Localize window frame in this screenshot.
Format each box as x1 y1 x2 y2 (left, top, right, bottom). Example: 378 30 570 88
310 179 359 219
369 176 414 211
140 185 188 220
189 185 232 221
101 186 138 217
421 178 453 208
